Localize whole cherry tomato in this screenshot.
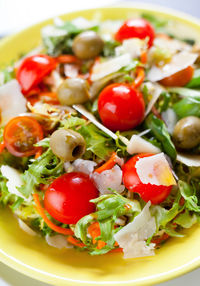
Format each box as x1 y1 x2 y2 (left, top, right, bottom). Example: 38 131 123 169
159 66 194 87
122 153 172 204
115 18 155 48
4 116 43 157
44 172 99 224
98 83 145 132
17 55 57 95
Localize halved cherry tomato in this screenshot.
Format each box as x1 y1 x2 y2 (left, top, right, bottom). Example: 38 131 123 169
17 55 57 95
98 83 145 131
115 18 155 48
44 172 99 224
4 116 43 157
122 153 172 204
159 66 194 87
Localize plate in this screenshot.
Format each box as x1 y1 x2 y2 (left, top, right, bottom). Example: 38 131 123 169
0 5 200 286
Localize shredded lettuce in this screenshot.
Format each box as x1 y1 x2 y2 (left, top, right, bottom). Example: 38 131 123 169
78 123 116 160
75 193 141 255
17 147 64 198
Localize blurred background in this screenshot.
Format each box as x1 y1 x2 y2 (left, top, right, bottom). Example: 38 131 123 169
0 0 199 285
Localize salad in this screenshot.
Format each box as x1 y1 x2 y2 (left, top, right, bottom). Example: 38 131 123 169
0 13 200 259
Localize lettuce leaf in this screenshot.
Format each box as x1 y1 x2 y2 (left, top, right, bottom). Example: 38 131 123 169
178 180 200 212
78 123 116 160
17 148 64 198
75 193 141 255
174 210 198 228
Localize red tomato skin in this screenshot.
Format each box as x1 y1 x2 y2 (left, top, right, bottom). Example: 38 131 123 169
122 154 172 204
17 55 56 95
3 116 43 157
98 83 145 132
115 18 155 48
44 172 99 224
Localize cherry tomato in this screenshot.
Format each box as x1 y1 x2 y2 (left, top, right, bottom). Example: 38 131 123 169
98 83 145 132
44 172 99 224
17 55 57 95
122 153 172 204
4 116 43 157
115 18 155 48
159 66 194 87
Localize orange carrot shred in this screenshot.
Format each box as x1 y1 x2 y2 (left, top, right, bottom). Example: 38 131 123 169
140 50 147 64
0 142 5 154
56 55 80 64
133 67 145 89
94 152 117 174
88 222 106 249
33 193 74 236
34 147 42 159
109 248 123 253
67 236 85 248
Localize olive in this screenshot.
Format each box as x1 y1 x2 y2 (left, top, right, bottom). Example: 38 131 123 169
172 116 200 149
57 78 90 106
50 129 86 161
72 31 104 60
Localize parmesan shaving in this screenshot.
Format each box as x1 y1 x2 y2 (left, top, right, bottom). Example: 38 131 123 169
127 135 161 155
135 153 176 186
177 153 200 167
114 202 156 259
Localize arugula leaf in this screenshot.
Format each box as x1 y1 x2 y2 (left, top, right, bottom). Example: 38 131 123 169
145 114 177 160
186 69 200 88
173 97 200 119
75 193 141 254
164 224 184 237
61 116 86 129
17 148 64 198
78 123 116 160
174 210 197 228
178 180 200 212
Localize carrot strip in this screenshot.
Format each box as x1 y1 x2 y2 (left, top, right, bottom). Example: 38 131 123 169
34 147 42 159
67 235 85 248
151 233 169 245
39 92 60 105
0 142 5 154
109 248 123 253
56 55 80 64
33 193 74 236
94 152 117 174
88 222 106 249
133 67 145 89
140 50 147 64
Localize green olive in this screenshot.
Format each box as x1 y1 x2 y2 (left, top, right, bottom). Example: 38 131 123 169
57 78 90 106
172 116 200 149
72 31 104 60
50 129 85 161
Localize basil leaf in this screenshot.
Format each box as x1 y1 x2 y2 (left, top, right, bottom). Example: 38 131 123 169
173 97 200 119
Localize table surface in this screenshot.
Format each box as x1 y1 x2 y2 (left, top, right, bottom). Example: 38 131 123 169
0 0 199 285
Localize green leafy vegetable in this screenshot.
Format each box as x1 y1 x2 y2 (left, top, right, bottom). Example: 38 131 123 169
61 116 86 129
141 13 168 30
75 193 141 254
178 180 200 212
167 87 200 99
174 210 197 228
186 69 200 88
78 123 116 160
0 66 15 85
119 60 140 73
17 148 64 198
173 97 200 119
102 40 120 57
145 114 177 160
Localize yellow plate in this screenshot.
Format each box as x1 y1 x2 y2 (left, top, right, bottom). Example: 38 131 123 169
0 5 200 286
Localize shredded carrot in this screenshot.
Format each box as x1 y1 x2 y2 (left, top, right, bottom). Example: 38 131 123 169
88 222 106 249
26 87 41 97
39 92 60 105
140 50 147 64
56 55 80 64
179 197 185 206
67 235 85 248
151 106 162 119
151 233 169 245
133 67 145 88
34 147 42 159
0 142 5 154
32 193 74 236
94 152 117 174
109 248 123 253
